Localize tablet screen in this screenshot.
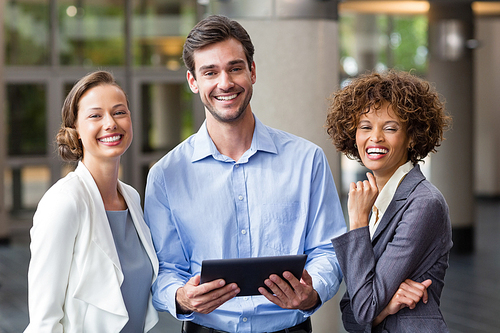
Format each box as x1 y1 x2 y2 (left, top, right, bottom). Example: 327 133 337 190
200 254 308 296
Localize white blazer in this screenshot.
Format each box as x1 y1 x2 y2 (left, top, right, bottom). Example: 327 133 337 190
25 162 159 333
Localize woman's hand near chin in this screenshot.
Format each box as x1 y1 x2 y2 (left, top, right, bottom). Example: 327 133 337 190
348 172 379 230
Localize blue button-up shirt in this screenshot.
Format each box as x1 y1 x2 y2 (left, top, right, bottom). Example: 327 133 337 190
144 116 346 332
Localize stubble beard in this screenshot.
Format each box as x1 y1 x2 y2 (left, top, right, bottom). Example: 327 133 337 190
204 87 253 124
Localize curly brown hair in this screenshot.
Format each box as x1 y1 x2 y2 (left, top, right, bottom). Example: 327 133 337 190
325 70 451 165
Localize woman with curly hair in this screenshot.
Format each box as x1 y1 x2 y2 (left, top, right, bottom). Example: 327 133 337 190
326 70 453 332
25 71 159 332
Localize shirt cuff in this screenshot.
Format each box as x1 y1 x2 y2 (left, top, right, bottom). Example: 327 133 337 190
299 278 328 316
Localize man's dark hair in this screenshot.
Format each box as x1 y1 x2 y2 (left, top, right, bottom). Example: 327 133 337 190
182 15 255 78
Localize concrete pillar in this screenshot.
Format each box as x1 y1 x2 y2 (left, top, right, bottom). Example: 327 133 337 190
208 0 343 331
474 18 500 197
355 14 378 72
0 0 9 244
427 2 474 254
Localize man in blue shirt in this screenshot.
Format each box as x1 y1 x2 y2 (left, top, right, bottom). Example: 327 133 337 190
144 15 346 333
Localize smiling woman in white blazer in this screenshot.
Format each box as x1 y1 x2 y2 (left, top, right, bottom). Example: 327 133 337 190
24 71 159 333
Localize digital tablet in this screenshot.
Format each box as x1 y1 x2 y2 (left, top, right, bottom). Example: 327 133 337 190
200 254 308 296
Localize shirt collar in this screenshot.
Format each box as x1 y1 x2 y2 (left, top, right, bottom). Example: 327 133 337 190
373 161 414 216
191 114 277 163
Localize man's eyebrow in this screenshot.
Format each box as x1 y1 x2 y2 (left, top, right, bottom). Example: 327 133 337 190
198 59 246 72
228 59 246 66
198 64 217 72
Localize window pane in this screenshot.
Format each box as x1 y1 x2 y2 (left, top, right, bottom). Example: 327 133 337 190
4 0 50 65
378 15 428 73
59 0 125 66
7 84 47 156
141 82 193 152
4 165 50 213
133 0 196 69
339 13 428 82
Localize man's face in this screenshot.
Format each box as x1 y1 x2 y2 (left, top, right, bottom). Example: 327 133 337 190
187 38 256 123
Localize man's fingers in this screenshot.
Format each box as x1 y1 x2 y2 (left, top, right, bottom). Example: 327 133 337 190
299 269 312 286
193 283 240 314
259 286 284 308
187 275 201 286
205 284 240 310
267 274 292 297
261 272 303 306
179 277 240 314
186 277 225 298
282 271 305 291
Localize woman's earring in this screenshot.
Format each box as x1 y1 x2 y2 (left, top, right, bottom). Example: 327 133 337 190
354 143 357 148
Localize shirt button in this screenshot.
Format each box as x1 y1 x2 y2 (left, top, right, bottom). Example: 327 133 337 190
243 297 249 301
241 229 247 235
242 317 248 322
235 164 240 168
238 195 244 201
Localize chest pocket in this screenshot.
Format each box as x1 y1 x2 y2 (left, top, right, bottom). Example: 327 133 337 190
260 202 306 255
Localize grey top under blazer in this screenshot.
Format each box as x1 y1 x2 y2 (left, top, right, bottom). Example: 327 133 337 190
331 165 453 333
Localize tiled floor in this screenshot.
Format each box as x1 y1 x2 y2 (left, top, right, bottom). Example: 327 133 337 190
440 199 500 332
0 199 499 332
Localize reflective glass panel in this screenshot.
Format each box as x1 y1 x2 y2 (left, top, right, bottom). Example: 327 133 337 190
141 82 193 152
4 0 50 65
59 0 125 66
132 0 196 69
7 84 47 156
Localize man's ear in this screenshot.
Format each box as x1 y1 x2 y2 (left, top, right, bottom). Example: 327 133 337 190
187 70 199 93
250 61 256 84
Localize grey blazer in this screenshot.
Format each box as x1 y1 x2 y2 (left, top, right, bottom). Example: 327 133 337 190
331 165 453 333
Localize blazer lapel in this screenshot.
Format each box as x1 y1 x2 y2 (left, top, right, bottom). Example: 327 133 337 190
72 162 127 317
371 165 426 242
75 162 122 272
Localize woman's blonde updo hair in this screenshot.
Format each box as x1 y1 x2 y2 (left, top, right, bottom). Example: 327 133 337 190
56 70 128 162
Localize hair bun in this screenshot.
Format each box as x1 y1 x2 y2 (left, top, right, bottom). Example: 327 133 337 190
56 127 82 162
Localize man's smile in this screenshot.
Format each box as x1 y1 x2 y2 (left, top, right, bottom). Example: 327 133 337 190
214 93 239 101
